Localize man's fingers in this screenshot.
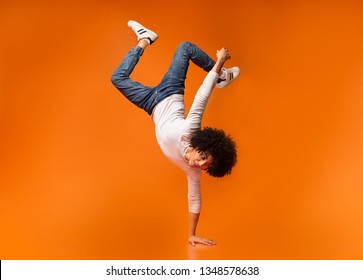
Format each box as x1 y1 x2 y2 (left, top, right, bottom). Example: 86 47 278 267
201 239 216 246
189 236 217 246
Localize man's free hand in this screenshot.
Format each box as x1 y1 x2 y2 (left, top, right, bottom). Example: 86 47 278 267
216 47 231 62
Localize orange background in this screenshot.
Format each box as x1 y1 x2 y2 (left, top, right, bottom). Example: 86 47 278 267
1 0 363 260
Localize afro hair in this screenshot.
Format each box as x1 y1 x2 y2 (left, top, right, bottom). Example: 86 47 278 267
190 127 237 177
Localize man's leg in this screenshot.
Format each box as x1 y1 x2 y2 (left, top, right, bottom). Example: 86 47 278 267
111 46 157 115
111 21 159 115
156 42 216 99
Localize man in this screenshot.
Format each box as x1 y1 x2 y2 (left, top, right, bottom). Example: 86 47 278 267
111 20 239 246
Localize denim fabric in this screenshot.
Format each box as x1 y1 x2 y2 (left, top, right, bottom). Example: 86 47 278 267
111 42 215 115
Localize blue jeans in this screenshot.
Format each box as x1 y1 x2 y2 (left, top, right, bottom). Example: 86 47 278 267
111 42 215 115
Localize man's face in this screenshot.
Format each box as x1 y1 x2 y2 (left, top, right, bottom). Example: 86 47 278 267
188 150 213 170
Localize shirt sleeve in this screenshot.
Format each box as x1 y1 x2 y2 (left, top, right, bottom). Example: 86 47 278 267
187 170 202 213
185 71 219 131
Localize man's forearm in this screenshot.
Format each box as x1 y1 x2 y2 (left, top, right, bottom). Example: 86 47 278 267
189 212 200 236
211 58 225 75
211 47 231 75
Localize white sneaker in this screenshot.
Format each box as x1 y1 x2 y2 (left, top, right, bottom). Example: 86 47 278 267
216 67 240 88
127 20 158 44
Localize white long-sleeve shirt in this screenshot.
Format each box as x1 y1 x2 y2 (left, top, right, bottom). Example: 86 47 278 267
151 71 219 213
